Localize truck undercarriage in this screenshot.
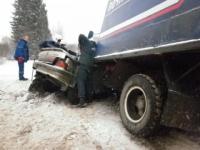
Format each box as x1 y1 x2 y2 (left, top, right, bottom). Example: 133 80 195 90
94 50 200 136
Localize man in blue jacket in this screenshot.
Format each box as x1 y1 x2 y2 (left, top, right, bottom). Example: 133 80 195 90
14 34 29 81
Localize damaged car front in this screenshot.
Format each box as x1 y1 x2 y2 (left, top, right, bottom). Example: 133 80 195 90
29 45 80 103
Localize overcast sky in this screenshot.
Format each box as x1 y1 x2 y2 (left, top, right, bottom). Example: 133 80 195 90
0 0 108 43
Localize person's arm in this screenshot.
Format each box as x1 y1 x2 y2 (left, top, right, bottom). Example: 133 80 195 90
90 41 97 51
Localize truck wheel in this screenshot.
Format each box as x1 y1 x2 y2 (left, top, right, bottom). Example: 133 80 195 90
120 74 163 137
67 88 79 105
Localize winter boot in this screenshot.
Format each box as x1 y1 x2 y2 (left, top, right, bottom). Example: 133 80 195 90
76 98 87 108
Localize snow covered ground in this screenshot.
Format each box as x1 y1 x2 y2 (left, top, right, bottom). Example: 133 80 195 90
0 60 200 150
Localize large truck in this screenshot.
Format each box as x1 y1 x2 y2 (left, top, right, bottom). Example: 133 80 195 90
30 0 200 137
93 0 200 137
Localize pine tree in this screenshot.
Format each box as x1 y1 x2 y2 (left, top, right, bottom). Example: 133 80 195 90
11 0 51 57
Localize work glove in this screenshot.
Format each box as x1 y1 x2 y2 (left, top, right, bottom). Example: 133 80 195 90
17 57 24 64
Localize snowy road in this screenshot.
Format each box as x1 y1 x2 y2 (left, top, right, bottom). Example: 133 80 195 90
0 61 200 150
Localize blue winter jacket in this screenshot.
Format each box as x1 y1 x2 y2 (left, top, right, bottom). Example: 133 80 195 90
14 39 29 62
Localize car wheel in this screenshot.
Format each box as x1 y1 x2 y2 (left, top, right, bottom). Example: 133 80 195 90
29 73 44 92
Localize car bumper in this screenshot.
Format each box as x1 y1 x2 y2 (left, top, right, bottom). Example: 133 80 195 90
33 61 76 88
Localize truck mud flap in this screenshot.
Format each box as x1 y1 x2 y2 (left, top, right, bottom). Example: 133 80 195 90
161 90 200 132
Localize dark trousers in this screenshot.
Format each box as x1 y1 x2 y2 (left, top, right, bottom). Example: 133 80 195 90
18 61 24 79
77 65 92 100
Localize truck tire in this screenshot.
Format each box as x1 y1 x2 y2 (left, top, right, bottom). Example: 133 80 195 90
67 87 79 105
120 74 163 137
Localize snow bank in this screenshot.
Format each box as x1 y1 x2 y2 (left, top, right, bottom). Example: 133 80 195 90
0 61 200 150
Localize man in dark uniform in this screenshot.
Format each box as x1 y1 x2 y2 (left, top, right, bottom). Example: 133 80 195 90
14 34 29 81
76 33 96 107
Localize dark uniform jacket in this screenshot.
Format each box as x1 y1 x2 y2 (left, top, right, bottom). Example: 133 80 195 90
78 34 96 68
